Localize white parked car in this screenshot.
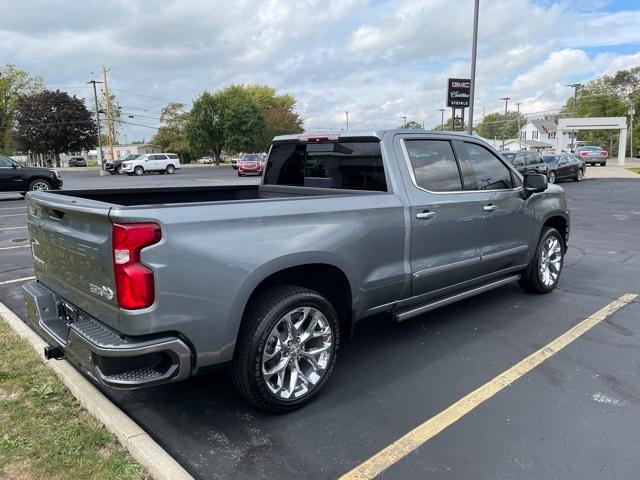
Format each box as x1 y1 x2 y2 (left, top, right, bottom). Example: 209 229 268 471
121 153 181 176
197 156 214 164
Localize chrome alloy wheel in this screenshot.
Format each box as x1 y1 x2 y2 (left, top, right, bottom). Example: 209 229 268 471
539 236 562 287
30 181 50 191
261 306 333 400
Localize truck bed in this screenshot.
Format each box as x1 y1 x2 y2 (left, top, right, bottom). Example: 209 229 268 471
42 184 370 207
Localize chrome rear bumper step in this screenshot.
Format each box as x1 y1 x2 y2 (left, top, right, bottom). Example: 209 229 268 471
393 275 520 322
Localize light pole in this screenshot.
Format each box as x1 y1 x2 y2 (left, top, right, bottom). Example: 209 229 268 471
567 83 581 151
500 96 510 150
468 0 479 135
439 108 445 130
402 116 407 128
345 111 349 131
516 102 522 151
87 79 104 174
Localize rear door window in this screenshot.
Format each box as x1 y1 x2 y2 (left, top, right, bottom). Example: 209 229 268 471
462 142 514 190
404 139 462 192
264 141 387 191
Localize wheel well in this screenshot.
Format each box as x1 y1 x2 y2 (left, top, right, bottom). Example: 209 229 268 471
243 264 353 338
543 216 568 249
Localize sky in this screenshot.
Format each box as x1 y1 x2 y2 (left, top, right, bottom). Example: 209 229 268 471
1 0 639 141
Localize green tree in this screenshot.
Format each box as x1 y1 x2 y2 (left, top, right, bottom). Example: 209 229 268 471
152 102 192 162
402 120 423 129
0 65 43 153
99 90 122 144
476 111 525 140
560 67 640 155
13 90 97 167
256 106 304 151
246 84 296 111
185 86 264 165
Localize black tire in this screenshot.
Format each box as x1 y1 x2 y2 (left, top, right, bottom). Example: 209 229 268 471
28 179 51 191
238 172 243 177
519 227 564 294
600 162 606 166
547 170 556 184
166 164 175 174
134 166 144 176
116 165 123 174
574 168 584 182
232 285 340 412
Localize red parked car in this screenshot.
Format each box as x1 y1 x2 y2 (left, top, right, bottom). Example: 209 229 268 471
237 153 263 176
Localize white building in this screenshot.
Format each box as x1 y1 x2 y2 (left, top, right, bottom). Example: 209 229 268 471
518 119 556 151
100 143 162 161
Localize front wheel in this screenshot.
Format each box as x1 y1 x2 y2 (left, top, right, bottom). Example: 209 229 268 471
166 165 175 174
547 171 556 184
134 166 144 176
575 169 584 182
232 286 340 412
116 165 123 174
519 227 564 294
28 179 51 191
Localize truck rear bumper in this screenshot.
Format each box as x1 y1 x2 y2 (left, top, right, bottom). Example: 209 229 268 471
22 280 192 389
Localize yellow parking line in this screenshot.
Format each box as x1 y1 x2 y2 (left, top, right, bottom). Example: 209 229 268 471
0 276 35 286
341 293 638 480
0 245 30 251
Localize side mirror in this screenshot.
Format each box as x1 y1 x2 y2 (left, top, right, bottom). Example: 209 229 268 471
523 174 548 195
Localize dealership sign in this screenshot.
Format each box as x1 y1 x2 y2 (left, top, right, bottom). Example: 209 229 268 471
447 78 471 108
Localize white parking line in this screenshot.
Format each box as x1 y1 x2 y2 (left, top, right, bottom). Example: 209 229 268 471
0 226 27 232
0 276 35 286
0 245 30 251
0 207 26 211
0 213 27 218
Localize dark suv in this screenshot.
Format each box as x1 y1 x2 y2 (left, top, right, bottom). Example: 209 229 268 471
105 154 140 174
511 151 550 178
0 154 62 192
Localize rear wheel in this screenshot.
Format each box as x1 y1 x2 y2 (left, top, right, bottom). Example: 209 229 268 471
575 168 584 182
232 286 340 412
519 227 564 294
600 162 606 166
166 164 175 174
238 172 243 177
547 170 556 184
134 166 144 176
28 179 51 191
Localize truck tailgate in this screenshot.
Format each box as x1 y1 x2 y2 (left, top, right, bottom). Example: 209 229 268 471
26 193 120 328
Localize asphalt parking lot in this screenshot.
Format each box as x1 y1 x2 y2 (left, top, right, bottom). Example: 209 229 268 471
1 169 639 479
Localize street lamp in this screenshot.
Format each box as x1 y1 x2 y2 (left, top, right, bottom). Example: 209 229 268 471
439 109 446 130
402 116 407 128
468 0 479 135
567 83 581 151
500 96 510 150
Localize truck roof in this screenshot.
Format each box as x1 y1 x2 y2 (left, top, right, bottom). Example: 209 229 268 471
273 129 480 143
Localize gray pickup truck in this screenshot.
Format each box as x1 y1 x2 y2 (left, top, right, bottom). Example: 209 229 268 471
23 130 569 412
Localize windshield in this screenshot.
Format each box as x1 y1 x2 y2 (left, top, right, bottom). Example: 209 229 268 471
241 154 262 161
500 152 517 163
122 154 140 161
544 155 558 165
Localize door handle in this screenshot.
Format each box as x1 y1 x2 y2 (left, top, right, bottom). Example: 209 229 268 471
416 211 436 220
483 204 497 212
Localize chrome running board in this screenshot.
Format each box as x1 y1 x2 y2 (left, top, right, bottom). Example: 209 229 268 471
393 275 520 322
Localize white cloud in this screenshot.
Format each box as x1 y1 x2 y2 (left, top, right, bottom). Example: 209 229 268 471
0 0 637 137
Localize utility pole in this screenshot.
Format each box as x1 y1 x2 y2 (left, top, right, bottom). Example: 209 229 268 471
402 116 407 128
102 66 115 164
516 102 522 151
468 0 479 135
567 83 581 151
500 96 510 150
345 111 349 131
87 79 104 174
439 108 445 130
630 99 635 158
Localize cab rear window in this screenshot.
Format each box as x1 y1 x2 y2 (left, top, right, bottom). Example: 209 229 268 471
264 141 387 191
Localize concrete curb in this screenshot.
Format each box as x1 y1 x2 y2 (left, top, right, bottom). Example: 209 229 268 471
0 301 194 480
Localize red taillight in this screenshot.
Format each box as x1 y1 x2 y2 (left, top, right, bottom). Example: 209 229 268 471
601 150 608 157
580 151 588 157
112 223 161 310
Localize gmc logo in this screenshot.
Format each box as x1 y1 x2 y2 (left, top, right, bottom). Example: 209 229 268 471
451 81 470 88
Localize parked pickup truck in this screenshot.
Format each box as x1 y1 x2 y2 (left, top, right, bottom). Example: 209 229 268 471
23 130 569 412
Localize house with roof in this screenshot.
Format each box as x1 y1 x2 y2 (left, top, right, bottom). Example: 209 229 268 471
518 119 557 150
